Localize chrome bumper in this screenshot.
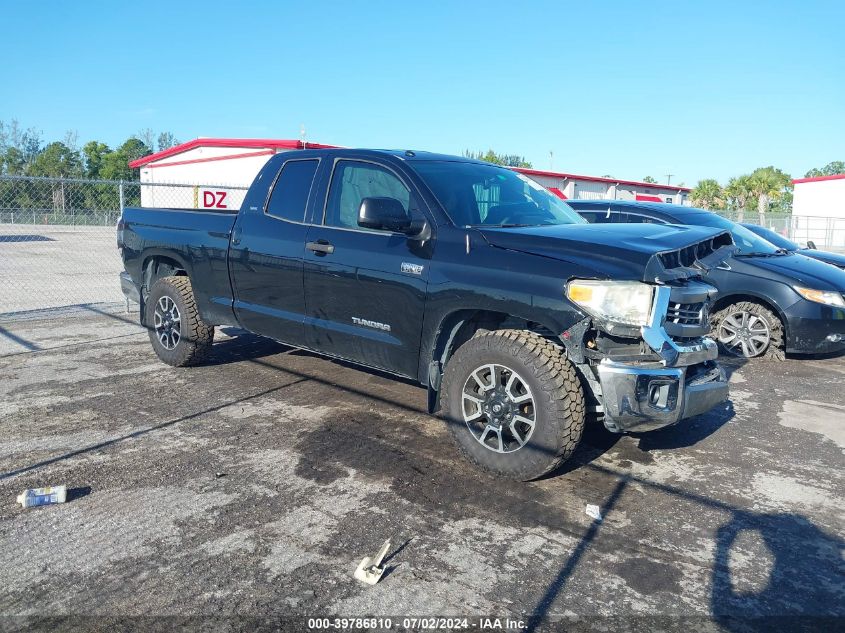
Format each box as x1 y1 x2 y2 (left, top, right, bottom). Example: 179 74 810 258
598 360 728 433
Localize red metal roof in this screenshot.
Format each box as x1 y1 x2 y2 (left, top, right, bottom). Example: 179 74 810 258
792 173 845 184
514 167 691 192
129 138 339 169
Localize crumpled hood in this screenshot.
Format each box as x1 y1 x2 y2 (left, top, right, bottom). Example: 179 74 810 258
477 223 734 282
737 252 845 291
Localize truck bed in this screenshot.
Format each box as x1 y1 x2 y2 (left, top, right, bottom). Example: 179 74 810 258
118 207 239 326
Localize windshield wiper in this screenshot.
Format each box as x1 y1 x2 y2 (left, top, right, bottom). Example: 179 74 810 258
472 221 562 228
471 223 534 228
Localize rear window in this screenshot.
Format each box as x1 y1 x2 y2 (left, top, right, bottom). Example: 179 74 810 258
683 212 779 256
577 209 662 224
265 159 319 222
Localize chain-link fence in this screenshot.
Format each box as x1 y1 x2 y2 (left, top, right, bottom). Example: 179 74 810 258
2 175 844 319
719 209 845 252
0 176 246 318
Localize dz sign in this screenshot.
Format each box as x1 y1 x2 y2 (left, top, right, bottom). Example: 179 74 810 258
201 190 228 209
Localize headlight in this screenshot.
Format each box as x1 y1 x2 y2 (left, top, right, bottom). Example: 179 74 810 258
566 280 655 327
794 286 845 308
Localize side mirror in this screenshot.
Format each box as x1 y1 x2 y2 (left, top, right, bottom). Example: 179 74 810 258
358 197 413 234
806 240 817 250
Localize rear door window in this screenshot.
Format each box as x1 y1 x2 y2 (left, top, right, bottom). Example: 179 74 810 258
265 159 320 223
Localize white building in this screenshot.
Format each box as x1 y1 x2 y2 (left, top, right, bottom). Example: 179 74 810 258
129 138 336 210
791 174 845 250
514 168 690 205
129 138 691 213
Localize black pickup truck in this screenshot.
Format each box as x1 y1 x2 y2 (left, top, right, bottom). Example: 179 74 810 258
118 149 734 480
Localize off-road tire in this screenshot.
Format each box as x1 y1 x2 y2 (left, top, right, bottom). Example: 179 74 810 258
441 329 585 480
711 301 785 360
146 276 214 367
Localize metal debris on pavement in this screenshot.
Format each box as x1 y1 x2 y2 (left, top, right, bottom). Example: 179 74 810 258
354 539 392 585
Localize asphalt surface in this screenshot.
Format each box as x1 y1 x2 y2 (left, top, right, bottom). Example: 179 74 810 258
0 225 125 315
0 310 843 632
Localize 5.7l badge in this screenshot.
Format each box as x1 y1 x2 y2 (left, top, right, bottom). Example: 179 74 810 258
401 262 424 275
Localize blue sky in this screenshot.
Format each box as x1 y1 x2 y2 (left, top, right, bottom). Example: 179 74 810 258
2 1 842 186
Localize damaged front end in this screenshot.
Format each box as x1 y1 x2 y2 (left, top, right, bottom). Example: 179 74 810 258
562 234 734 433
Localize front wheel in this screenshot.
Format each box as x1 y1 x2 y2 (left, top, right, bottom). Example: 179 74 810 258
711 301 785 360
441 330 585 480
145 276 214 367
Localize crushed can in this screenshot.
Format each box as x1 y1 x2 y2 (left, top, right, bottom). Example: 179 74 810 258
17 485 67 508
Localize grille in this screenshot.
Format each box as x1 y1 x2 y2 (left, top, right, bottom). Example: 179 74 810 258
666 302 705 326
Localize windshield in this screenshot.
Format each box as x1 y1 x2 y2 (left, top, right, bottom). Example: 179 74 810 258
682 212 781 256
742 224 799 251
412 161 585 227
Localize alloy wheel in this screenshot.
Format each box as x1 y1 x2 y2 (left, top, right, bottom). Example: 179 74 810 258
461 363 536 453
153 295 182 350
717 310 771 358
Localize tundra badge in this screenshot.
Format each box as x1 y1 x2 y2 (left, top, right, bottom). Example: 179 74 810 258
352 317 392 332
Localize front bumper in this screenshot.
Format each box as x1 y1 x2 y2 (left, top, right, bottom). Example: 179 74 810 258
783 299 845 354
598 360 728 432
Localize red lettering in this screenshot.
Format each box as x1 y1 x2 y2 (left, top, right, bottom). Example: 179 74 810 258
201 191 228 209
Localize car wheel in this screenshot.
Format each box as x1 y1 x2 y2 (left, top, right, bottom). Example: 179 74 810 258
712 301 785 360
440 329 585 480
146 276 214 367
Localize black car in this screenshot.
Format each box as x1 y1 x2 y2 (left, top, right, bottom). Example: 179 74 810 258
741 223 845 270
568 200 845 359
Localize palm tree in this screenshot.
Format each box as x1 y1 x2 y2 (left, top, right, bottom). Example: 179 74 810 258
725 175 754 222
690 179 725 210
748 166 792 224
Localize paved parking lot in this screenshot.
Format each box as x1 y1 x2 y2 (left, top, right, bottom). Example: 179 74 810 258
0 225 125 315
0 310 843 631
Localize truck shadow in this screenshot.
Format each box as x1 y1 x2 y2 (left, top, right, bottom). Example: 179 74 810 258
526 466 845 631
634 400 735 452
204 330 737 476
710 510 845 630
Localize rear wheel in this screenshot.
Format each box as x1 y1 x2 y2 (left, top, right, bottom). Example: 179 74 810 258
146 276 214 367
441 330 585 480
712 301 784 360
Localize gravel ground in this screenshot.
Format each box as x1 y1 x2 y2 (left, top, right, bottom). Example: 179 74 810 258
0 311 842 632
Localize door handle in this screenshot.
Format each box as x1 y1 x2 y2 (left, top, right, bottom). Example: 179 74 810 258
231 226 242 246
306 240 335 255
